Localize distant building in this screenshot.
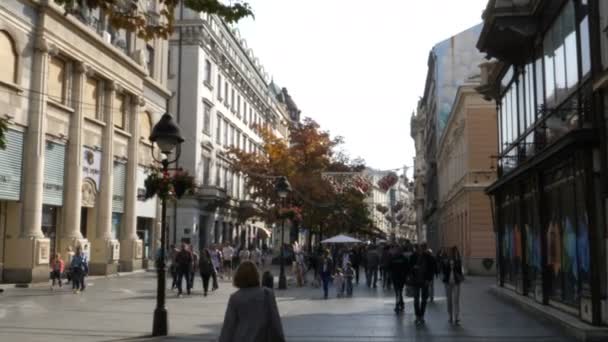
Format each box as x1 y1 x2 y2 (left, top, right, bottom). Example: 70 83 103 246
168 10 299 252
436 78 497 275
415 24 486 251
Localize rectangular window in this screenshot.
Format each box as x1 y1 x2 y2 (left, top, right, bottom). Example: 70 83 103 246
224 168 229 189
84 77 100 120
217 74 223 100
224 82 229 106
114 93 126 129
579 0 591 77
236 174 241 199
216 114 222 144
204 59 212 85
243 102 248 123
203 157 211 185
237 95 241 117
231 89 235 111
236 131 241 150
146 45 154 77
518 73 525 136
215 164 221 186
249 108 254 127
203 102 211 135
224 119 229 146
48 57 66 103
535 53 544 118
230 125 235 147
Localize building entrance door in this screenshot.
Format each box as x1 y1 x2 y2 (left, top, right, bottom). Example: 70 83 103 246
42 205 58 257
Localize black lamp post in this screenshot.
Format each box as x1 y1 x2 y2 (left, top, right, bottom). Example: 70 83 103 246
149 113 184 337
275 176 291 290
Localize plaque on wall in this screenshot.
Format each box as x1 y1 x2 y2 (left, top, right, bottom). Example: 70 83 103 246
37 239 51 265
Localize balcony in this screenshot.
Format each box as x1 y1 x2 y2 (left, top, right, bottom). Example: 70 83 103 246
477 0 545 65
195 185 227 201
476 60 506 101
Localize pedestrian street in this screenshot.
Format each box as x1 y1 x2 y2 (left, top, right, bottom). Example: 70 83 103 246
0 272 567 342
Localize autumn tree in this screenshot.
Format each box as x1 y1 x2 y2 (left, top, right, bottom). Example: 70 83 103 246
228 118 375 250
54 0 253 40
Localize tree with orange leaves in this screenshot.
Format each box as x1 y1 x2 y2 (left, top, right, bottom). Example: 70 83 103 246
227 118 372 248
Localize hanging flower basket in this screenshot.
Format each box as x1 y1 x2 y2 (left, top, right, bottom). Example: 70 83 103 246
144 168 195 200
278 206 303 222
173 169 195 199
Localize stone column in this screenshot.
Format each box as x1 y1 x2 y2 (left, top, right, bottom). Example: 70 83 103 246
90 80 118 275
59 61 90 261
120 96 143 271
3 36 51 283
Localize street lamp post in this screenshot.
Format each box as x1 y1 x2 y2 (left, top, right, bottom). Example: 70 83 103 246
275 176 291 290
149 113 184 337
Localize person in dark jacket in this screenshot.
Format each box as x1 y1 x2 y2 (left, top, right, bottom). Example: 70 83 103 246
175 243 194 296
442 246 464 324
408 243 436 325
389 245 409 313
350 247 362 285
319 250 334 299
199 249 215 296
365 246 380 288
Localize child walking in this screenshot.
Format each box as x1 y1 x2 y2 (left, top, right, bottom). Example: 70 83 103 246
50 253 64 290
334 268 345 298
344 262 355 297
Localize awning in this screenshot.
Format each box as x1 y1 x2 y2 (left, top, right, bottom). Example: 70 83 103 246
257 226 272 238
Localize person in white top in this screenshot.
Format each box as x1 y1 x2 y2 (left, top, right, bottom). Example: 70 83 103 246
251 247 262 267
222 244 235 279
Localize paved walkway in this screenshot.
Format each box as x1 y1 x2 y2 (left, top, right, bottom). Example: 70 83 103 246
0 271 567 341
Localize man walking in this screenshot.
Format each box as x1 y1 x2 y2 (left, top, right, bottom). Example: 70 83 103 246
409 243 436 325
366 245 380 288
175 243 194 296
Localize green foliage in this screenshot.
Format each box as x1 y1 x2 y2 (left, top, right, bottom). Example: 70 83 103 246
53 0 253 40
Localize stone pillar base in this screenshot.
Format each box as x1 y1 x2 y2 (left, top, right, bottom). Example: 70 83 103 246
3 237 51 283
89 238 120 276
119 238 143 272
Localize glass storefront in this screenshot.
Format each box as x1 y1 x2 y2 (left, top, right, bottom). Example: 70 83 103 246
111 212 122 240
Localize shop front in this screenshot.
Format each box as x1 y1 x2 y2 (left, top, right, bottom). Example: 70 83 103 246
0 129 24 281
41 140 66 257
136 166 157 268
493 146 600 323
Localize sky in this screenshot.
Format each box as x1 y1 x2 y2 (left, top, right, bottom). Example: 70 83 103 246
236 0 489 175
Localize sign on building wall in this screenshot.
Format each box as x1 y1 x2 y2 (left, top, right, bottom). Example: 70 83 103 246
82 147 101 190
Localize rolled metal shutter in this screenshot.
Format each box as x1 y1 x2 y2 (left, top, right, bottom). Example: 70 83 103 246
112 161 126 213
0 130 24 200
43 141 66 206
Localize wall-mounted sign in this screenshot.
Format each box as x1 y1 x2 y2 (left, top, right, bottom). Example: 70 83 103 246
82 147 101 190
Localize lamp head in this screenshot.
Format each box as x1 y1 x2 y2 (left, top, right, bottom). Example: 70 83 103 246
275 176 291 198
149 113 184 154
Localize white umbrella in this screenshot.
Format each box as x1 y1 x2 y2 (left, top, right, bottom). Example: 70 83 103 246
321 234 363 244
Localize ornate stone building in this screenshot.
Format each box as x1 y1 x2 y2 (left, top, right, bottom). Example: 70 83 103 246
0 0 169 283
436 79 497 275
168 10 299 251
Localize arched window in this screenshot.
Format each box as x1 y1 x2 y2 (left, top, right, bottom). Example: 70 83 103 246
139 111 152 141
0 31 17 84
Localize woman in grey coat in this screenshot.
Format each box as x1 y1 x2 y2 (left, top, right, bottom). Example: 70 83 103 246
219 261 285 342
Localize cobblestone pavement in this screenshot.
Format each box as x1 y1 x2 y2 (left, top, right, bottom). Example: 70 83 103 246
0 271 567 342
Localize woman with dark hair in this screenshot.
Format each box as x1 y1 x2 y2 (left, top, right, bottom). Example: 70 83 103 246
199 249 215 297
442 246 464 325
219 261 285 342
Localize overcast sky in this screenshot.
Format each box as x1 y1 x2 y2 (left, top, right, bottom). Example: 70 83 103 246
237 0 488 174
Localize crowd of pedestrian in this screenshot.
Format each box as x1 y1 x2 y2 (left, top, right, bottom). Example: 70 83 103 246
167 242 274 298
305 241 465 326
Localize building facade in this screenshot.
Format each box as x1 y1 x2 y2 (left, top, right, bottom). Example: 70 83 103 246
437 80 497 275
416 24 486 251
411 106 427 244
168 10 297 252
0 0 169 283
364 169 391 239
477 0 608 325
